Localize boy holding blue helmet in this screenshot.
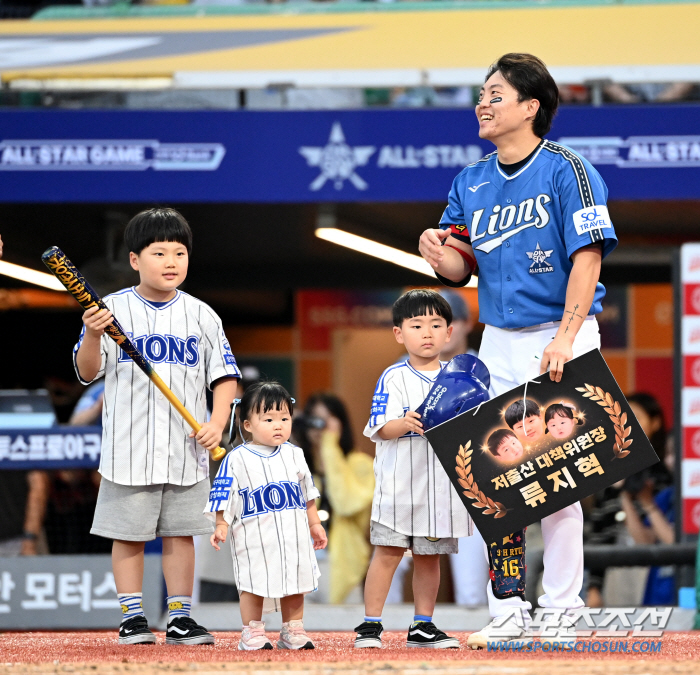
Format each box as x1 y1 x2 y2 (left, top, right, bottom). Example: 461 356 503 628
354 289 471 650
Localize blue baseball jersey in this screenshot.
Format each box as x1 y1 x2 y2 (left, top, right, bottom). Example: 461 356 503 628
439 140 618 329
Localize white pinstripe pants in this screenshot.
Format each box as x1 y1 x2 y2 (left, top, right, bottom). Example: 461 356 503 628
477 317 600 618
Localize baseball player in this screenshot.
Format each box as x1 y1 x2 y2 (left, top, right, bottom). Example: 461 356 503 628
418 53 618 648
207 381 327 651
355 289 471 650
74 208 240 645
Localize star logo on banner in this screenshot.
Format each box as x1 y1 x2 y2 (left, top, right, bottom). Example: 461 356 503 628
526 242 554 274
298 122 375 191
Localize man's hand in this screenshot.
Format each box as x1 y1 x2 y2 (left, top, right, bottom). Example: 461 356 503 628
540 335 574 382
419 228 451 269
191 421 224 451
310 523 328 550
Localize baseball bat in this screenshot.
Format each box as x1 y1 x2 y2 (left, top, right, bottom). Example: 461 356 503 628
42 246 227 462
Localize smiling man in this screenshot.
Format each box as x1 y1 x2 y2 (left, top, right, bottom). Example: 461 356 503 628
418 54 618 648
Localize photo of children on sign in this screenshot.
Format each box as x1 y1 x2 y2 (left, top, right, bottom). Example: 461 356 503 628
424 350 660 541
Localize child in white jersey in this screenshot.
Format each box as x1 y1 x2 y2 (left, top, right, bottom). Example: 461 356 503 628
206 381 327 650
355 289 472 649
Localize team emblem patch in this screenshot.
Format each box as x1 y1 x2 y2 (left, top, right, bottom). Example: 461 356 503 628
526 243 554 274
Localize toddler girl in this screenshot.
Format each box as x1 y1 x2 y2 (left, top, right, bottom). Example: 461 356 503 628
205 381 327 650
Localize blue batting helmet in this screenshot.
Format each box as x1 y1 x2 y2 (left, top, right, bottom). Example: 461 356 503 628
416 354 490 430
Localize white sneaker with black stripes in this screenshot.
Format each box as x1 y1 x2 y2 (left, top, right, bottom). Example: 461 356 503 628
406 621 460 648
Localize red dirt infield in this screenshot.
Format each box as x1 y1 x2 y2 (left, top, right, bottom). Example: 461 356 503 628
0 631 697 673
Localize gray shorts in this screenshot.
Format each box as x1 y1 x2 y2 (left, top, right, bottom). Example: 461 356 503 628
370 520 459 555
91 477 214 541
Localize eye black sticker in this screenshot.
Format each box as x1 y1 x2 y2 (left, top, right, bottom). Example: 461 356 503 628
490 97 503 104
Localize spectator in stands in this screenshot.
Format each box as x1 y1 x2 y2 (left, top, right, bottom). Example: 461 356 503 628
69 380 105 427
297 392 374 604
0 233 3 258
604 82 694 103
44 381 111 554
558 84 590 104
0 470 50 556
620 393 675 606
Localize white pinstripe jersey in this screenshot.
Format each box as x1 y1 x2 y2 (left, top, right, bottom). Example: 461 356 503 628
204 442 321 599
364 360 472 539
73 287 240 487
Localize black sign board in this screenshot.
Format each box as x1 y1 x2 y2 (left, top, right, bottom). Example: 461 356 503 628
425 350 659 541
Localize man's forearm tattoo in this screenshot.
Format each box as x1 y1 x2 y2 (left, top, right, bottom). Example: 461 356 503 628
564 303 583 334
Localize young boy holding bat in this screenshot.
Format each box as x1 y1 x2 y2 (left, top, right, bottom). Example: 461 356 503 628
74 208 240 645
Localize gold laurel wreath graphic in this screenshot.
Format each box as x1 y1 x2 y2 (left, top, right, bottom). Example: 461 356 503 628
575 384 633 459
456 441 508 518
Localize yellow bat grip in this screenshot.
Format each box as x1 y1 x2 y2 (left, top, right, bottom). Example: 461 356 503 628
150 371 227 462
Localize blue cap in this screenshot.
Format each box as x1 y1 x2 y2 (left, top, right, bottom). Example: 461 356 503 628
416 354 490 430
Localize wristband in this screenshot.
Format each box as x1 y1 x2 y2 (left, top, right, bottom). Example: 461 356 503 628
444 244 477 272
22 532 38 541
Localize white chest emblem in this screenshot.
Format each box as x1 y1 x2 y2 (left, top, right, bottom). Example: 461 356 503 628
526 243 554 274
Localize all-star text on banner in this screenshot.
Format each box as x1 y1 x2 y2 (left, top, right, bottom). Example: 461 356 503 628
0 106 698 202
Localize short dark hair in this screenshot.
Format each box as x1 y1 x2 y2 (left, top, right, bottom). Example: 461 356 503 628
239 380 294 424
544 403 584 433
485 53 559 137
505 399 541 429
487 428 517 457
392 289 452 327
124 207 193 256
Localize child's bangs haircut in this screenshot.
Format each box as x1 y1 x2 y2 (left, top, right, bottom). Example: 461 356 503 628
487 428 516 456
393 289 453 327
505 399 541 428
544 403 575 424
239 381 294 423
124 207 193 256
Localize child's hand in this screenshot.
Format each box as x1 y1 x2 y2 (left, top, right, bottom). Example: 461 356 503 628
191 421 224 451
210 523 228 551
402 410 424 436
82 305 113 339
310 523 328 550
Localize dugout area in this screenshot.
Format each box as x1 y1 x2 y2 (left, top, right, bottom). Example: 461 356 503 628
0 198 689 449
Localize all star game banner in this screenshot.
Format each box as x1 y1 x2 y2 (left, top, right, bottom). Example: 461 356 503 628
425 350 659 541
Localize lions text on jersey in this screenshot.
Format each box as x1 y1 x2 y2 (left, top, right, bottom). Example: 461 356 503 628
439 140 618 328
73 288 241 486
204 442 321 599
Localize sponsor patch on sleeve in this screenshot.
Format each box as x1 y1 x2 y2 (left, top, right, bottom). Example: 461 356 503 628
572 205 612 236
370 393 388 417
209 476 232 502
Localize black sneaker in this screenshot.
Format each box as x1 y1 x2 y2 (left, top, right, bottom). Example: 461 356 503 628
354 621 383 649
165 616 215 645
406 621 460 649
118 615 156 645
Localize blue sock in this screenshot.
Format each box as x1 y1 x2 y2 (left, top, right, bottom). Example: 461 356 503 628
118 593 144 623
364 615 382 624
167 595 192 622
413 614 432 625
